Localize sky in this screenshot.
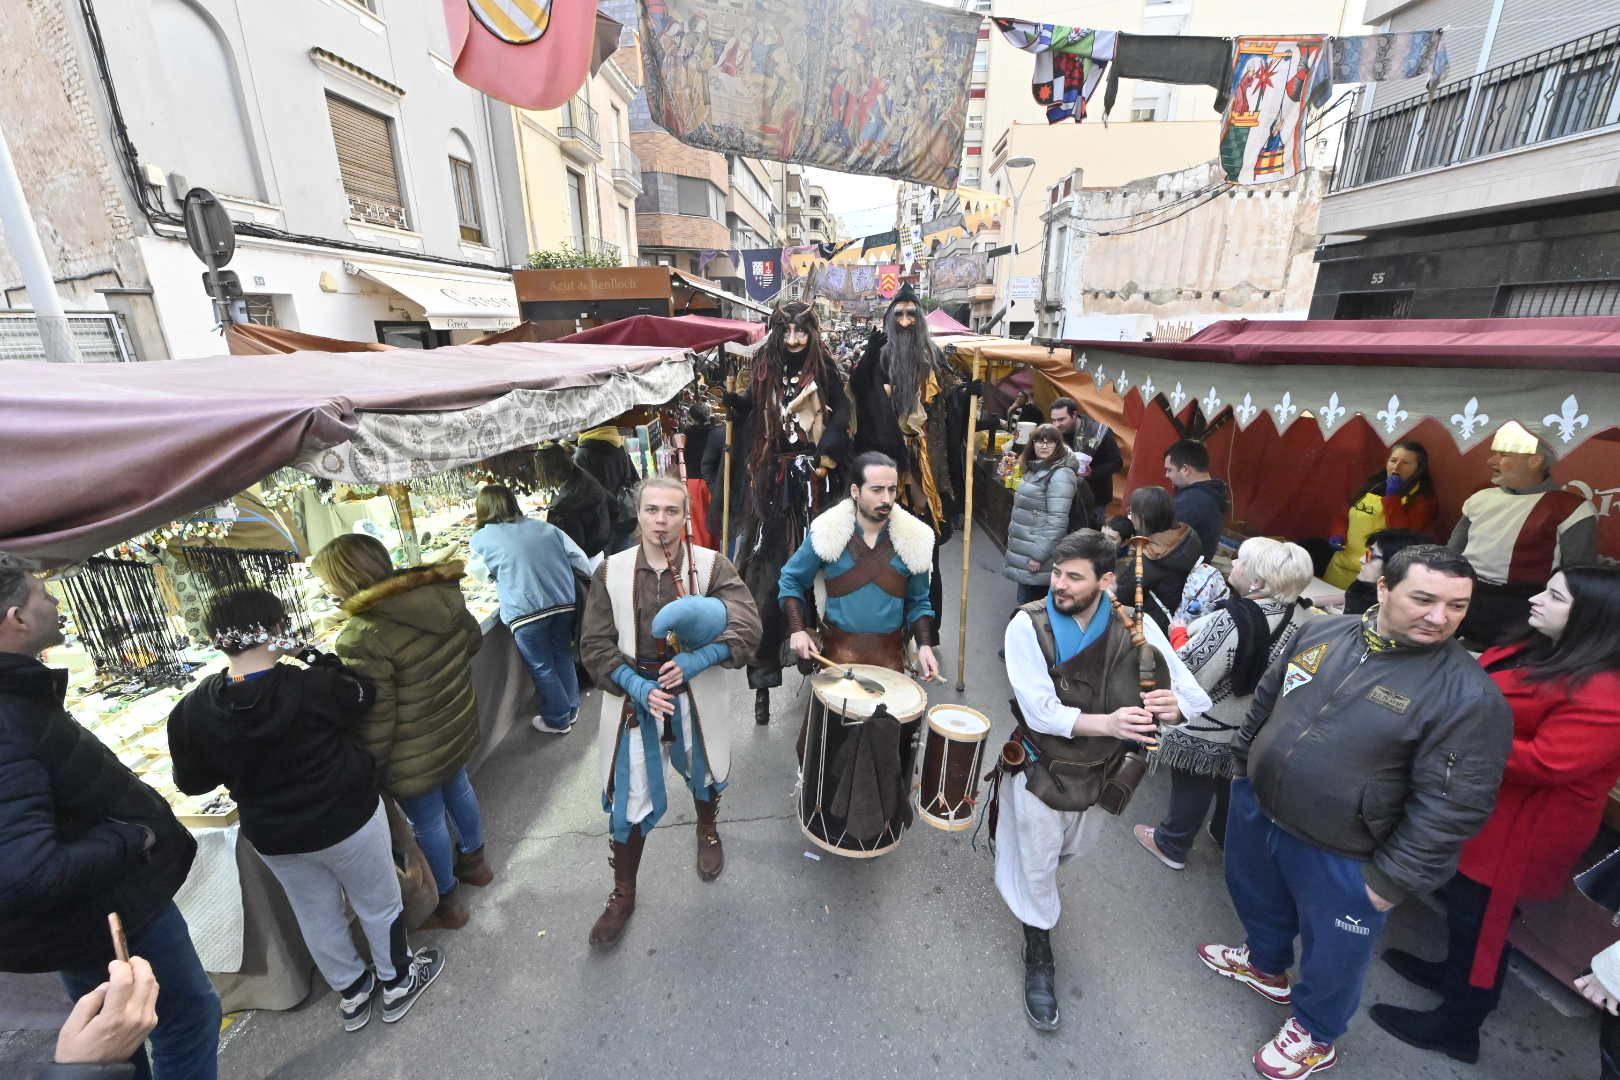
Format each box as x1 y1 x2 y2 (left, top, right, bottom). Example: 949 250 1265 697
804 167 899 241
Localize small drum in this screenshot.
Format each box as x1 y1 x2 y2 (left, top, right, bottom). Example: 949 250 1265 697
916 705 992 832
798 664 927 859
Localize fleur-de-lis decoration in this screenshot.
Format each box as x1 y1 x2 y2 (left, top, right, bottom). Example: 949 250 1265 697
1450 397 1490 440
1273 392 1298 426
1074 351 1089 372
1320 392 1346 430
1169 382 1187 412
1543 395 1590 444
1113 370 1130 396
1140 375 1157 401
1377 394 1409 435
1202 386 1222 415
1234 393 1259 426
1093 365 1107 390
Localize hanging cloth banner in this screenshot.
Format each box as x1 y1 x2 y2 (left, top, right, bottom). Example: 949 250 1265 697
878 265 902 299
1101 33 1235 120
442 0 621 110
639 0 981 187
930 252 989 294
1329 30 1449 85
741 248 784 302
1219 36 1329 186
993 18 1119 124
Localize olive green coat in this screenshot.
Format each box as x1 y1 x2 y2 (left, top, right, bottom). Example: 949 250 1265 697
333 562 483 799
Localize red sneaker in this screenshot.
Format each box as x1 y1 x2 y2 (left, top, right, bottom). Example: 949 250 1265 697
1196 942 1292 1005
1254 1017 1337 1078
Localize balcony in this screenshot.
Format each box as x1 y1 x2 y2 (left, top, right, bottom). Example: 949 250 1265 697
568 235 622 263
610 142 642 195
559 98 602 161
1330 24 1620 194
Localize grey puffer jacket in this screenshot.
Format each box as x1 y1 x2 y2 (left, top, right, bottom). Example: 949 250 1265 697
1003 451 1081 586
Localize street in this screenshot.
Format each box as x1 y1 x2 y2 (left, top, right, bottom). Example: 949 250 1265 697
208 528 1596 1079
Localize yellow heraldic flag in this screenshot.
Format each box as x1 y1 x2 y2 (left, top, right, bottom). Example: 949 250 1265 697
470 0 554 45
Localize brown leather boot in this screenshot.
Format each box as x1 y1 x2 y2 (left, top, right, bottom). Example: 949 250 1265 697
588 829 645 947
454 846 494 887
416 888 469 931
695 794 723 882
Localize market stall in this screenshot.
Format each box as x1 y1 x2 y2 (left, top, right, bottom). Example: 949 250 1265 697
1052 315 1620 990
0 338 699 1011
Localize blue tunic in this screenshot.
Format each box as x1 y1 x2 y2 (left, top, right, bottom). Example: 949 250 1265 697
778 529 933 635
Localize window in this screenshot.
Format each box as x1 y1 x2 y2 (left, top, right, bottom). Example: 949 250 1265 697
967 115 984 129
1130 108 1159 122
243 295 278 326
677 176 715 217
1496 280 1620 317
1335 290 1414 319
566 169 588 240
620 204 634 252
327 93 408 229
449 157 482 244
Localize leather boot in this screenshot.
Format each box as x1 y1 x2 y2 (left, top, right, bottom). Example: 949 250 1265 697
416 888 469 931
695 794 724 882
1368 1003 1480 1063
1382 947 1445 991
755 688 770 726
454 846 494 887
1022 924 1060 1032
588 830 646 947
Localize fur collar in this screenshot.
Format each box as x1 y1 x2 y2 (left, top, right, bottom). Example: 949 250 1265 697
343 561 466 616
809 500 933 575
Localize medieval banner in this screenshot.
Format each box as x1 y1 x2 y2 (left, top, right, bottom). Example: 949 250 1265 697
638 0 981 186
741 248 785 302
1219 36 1328 186
930 252 988 294
878 265 901 299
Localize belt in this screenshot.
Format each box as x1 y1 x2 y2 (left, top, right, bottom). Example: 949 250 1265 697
821 625 904 671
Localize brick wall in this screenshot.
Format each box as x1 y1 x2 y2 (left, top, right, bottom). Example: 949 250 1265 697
636 213 729 250
630 132 728 188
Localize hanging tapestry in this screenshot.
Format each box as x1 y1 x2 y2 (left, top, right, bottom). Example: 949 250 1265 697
1102 33 1235 119
1219 37 1327 186
993 18 1119 123
639 0 980 186
930 252 989 293
1329 30 1448 85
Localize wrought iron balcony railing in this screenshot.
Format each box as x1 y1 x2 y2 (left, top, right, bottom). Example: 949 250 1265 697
559 99 600 153
1330 23 1620 193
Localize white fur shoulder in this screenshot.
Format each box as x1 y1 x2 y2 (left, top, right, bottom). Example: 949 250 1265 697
808 500 933 576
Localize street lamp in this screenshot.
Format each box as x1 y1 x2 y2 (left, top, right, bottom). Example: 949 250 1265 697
1001 156 1037 337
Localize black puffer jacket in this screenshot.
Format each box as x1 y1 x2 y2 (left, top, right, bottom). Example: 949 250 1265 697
0 654 197 973
1112 524 1202 631
1233 612 1513 904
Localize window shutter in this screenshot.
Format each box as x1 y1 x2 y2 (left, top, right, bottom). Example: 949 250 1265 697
326 94 407 228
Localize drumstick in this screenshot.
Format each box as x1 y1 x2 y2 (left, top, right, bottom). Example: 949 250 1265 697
807 651 887 694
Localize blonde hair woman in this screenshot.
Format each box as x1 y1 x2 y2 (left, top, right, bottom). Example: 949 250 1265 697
311 534 487 930
1135 537 1314 870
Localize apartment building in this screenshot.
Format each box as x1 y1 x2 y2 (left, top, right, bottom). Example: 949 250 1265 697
0 0 522 359
1312 0 1620 318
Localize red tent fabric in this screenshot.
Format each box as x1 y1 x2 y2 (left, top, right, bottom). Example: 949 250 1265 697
927 309 975 336
1065 316 1620 372
556 314 766 350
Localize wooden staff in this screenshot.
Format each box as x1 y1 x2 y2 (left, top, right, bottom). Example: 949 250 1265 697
955 355 984 692
721 369 735 555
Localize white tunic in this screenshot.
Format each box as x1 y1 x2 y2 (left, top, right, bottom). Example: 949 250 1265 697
993 605 1210 928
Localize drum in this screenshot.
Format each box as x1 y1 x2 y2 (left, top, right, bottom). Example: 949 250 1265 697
916 705 991 832
798 664 927 859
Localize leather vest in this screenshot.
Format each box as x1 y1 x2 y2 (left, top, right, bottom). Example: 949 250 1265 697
1015 598 1168 812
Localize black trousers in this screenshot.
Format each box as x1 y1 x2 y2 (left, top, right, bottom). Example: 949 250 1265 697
1154 767 1230 863
1603 1010 1620 1080
1431 873 1512 1032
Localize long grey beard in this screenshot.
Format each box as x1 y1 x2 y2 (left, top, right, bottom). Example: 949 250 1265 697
882 325 936 418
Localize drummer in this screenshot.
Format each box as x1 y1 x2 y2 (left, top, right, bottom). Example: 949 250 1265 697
780 452 940 847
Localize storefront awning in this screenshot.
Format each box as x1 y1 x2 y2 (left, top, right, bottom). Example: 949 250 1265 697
670 271 770 317
357 267 520 331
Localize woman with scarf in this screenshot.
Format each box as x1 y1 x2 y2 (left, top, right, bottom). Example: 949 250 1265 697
1135 537 1314 870
1323 441 1438 589
1368 564 1620 1064
1002 425 1087 606
715 300 849 726
1112 486 1203 631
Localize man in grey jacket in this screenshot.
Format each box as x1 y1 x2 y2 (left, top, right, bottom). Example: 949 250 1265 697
1196 545 1511 1080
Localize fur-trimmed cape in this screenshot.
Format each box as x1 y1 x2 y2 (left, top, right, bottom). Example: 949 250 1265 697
808 500 934 576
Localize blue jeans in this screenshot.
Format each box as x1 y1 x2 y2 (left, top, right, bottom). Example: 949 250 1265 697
399 767 485 896
512 613 580 727
61 902 221 1080
1224 778 1390 1044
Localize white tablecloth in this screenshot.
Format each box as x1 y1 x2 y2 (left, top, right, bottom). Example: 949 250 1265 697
173 824 244 973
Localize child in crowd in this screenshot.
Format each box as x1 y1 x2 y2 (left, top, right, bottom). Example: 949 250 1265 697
167 587 444 1032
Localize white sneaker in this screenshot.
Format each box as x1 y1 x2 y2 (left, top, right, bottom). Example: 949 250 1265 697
380 947 445 1024
339 971 374 1032
531 714 574 735
1254 1017 1337 1079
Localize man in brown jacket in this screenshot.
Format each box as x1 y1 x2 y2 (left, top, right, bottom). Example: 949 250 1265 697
579 476 761 947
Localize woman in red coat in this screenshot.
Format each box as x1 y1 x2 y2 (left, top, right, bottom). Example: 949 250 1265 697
1368 564 1620 1063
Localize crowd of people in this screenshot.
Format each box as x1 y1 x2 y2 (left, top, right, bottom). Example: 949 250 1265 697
2 297 1619 1079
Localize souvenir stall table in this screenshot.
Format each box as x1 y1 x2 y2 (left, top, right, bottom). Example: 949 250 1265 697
1057 315 1620 990
0 338 698 1013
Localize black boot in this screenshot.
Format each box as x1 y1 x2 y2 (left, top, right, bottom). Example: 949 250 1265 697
755 688 770 726
1367 1003 1480 1063
1383 947 1446 992
1021 924 1060 1032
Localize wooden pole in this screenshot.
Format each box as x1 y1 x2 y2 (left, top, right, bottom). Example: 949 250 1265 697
720 369 735 556
955 356 983 692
